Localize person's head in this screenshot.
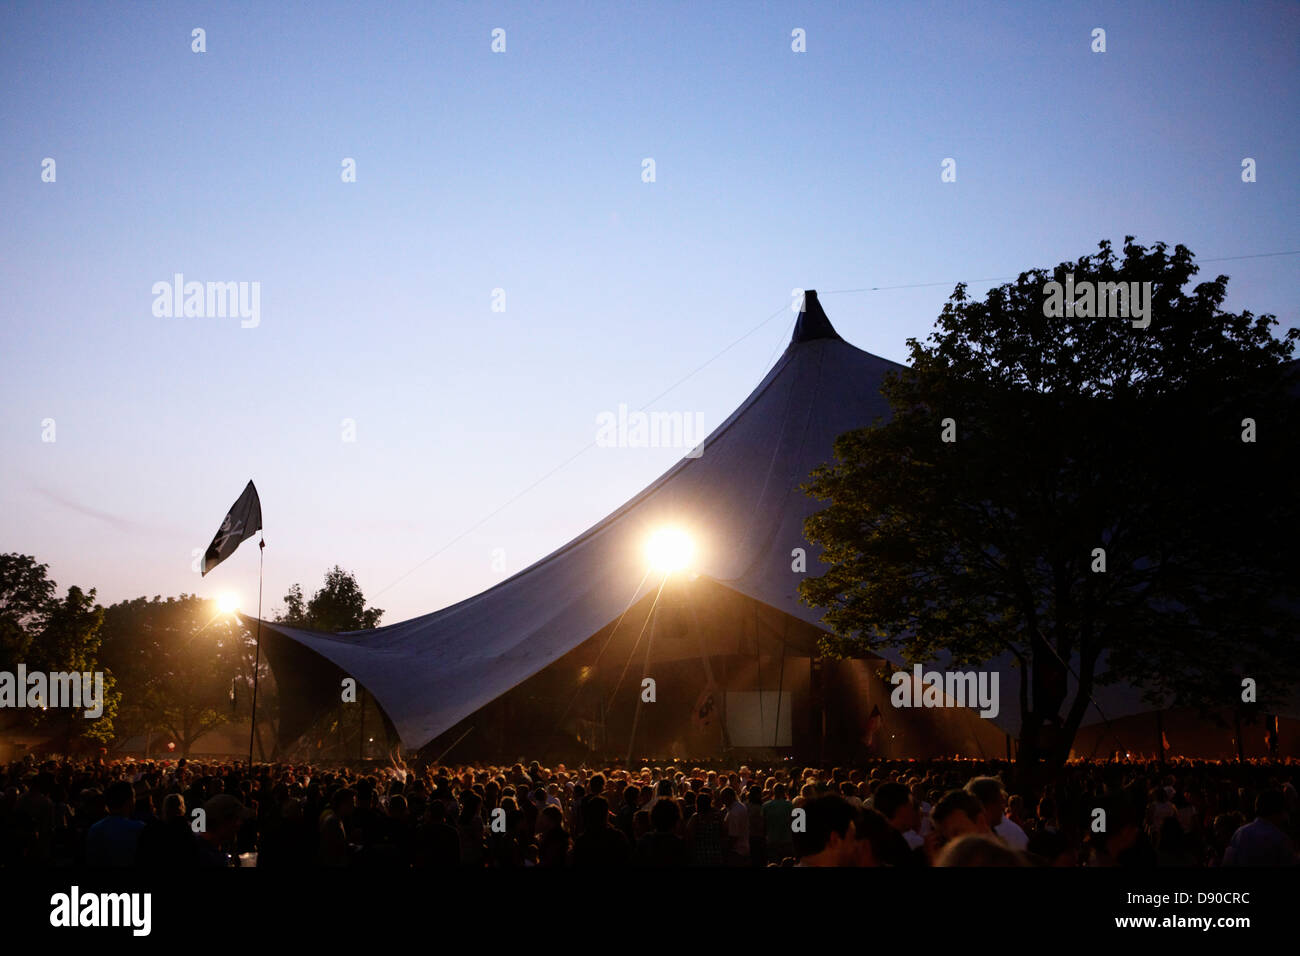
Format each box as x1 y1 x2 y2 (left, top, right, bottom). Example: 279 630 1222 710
872 782 917 832
1255 789 1287 824
1213 811 1244 846
964 776 1008 826
851 806 897 867
936 834 1029 867
582 795 609 830
161 793 186 822
719 786 736 808
539 804 563 832
771 782 786 800
331 787 356 819
1094 799 1139 857
201 794 251 844
795 795 858 866
104 781 134 816
389 793 408 820
650 796 680 833
695 792 712 815
933 789 990 842
1036 795 1057 823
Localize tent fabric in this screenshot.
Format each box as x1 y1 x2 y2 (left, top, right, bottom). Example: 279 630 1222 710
253 292 1296 749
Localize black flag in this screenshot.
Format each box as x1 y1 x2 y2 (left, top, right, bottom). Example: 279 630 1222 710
202 480 262 576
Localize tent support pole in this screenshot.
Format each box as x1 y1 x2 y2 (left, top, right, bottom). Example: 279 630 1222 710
754 603 763 745
626 590 657 768
247 535 264 768
688 602 729 751
773 619 786 748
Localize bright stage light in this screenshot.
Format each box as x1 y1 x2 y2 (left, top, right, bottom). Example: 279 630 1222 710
645 526 694 573
216 594 240 615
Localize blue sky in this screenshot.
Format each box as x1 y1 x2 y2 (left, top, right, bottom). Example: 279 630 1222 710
1 0 1296 624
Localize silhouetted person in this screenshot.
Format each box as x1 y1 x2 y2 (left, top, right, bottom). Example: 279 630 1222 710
1224 790 1296 866
634 798 689 867
414 800 460 868
795 795 859 866
572 796 630 866
85 781 144 867
137 793 199 868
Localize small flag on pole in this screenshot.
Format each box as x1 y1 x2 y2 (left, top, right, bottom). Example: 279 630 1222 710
202 480 262 576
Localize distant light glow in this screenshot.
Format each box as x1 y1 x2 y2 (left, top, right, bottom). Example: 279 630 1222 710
217 594 240 615
645 527 694 573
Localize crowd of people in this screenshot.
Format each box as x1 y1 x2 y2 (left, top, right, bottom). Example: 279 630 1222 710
1 754 1296 868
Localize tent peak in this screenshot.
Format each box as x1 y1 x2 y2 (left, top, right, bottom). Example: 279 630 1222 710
791 290 844 344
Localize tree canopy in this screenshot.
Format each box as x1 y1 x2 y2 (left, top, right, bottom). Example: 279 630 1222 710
1 553 383 757
97 595 248 755
800 238 1299 771
276 565 383 632
0 553 118 744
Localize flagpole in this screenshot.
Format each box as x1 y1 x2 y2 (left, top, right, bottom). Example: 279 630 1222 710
248 535 264 768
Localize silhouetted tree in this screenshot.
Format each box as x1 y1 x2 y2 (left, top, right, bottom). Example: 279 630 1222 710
0 553 118 745
273 566 384 758
276 566 383 632
98 595 244 755
801 238 1299 775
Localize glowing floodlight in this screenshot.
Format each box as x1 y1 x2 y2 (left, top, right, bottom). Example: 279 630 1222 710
217 593 240 615
645 527 695 573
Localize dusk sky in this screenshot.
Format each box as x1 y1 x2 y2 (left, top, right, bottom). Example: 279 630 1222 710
2 1 1296 626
